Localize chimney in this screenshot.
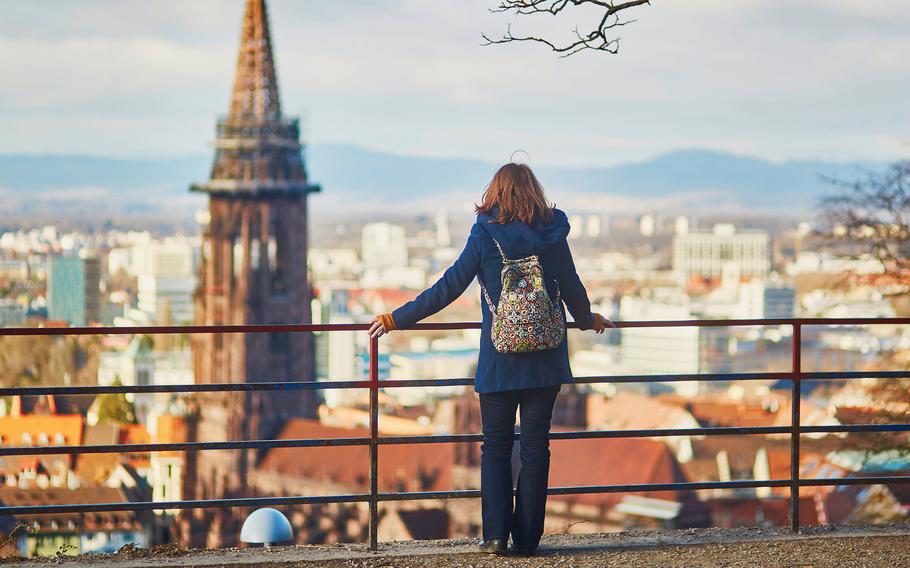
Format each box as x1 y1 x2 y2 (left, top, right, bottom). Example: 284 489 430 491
716 449 731 482
11 396 22 417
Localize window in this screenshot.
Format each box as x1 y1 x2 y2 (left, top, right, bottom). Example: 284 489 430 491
233 239 243 279
268 217 289 295
250 238 261 270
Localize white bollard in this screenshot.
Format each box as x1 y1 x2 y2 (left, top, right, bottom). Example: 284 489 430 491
240 508 293 547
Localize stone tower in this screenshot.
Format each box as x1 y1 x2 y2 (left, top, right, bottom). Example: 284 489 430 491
183 0 320 548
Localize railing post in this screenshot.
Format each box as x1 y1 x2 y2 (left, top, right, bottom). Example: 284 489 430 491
790 322 802 533
368 335 379 551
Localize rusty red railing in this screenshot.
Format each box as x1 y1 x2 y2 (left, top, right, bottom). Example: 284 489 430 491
0 317 909 550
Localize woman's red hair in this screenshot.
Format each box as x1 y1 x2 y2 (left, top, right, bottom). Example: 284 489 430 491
475 163 554 225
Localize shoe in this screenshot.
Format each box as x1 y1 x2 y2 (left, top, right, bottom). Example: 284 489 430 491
511 546 536 557
478 539 508 554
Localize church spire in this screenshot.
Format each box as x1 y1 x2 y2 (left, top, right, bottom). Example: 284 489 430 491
191 0 319 196
229 0 281 118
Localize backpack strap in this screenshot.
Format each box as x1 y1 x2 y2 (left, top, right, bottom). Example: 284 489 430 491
479 234 507 313
489 236 510 262
480 284 497 314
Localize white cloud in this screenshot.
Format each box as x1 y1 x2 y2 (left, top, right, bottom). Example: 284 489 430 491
0 0 909 165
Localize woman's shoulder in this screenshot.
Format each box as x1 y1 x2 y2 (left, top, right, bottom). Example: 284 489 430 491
472 212 497 234
466 219 487 244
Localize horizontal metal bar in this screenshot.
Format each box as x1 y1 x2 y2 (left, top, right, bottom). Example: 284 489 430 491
376 489 482 501
550 426 792 439
0 378 474 398
801 371 910 381
0 322 372 337
399 318 910 330
800 424 910 434
378 433 484 445
0 379 373 397
0 437 370 457
574 372 793 384
376 479 795 502
2 317 907 337
376 378 474 389
799 475 910 487
0 494 371 517
547 479 795 495
378 426 793 446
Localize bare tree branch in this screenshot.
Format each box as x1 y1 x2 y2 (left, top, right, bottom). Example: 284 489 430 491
817 165 910 464
483 0 650 57
817 161 910 294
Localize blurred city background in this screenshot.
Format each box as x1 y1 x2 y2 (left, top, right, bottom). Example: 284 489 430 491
0 0 909 558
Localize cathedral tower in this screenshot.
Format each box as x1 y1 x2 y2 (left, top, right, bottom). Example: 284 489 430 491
184 0 320 547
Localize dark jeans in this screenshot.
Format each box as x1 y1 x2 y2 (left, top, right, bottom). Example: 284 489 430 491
479 384 560 552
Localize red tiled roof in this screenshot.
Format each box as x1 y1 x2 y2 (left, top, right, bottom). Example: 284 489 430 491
704 496 818 528
349 288 420 307
547 434 683 508
586 391 696 430
347 288 475 313
0 486 144 532
0 414 84 447
680 436 793 498
119 424 152 469
687 400 778 428
256 419 453 493
155 414 188 458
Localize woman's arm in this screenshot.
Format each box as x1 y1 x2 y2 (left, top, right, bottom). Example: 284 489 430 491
554 238 597 330
377 224 483 332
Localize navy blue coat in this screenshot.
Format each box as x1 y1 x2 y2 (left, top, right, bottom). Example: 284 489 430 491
391 208 595 394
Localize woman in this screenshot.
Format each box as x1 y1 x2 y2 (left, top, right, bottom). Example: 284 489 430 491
369 162 613 556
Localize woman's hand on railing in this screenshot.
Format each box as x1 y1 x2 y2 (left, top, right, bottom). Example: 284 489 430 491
369 313 396 339
591 313 615 334
368 318 387 339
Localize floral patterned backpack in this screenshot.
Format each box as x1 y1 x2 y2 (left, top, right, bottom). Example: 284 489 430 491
480 236 566 353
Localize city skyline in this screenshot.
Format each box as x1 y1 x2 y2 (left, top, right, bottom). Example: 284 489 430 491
1 1 909 167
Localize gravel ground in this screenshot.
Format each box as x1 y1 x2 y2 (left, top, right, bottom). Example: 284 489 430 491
320 534 910 568
13 525 910 568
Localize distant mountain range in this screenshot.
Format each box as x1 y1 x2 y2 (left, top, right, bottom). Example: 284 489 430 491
0 145 880 223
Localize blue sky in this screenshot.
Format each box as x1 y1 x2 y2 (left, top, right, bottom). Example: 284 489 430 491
1 0 909 166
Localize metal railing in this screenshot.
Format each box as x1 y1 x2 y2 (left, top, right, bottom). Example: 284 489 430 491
1 318 910 551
